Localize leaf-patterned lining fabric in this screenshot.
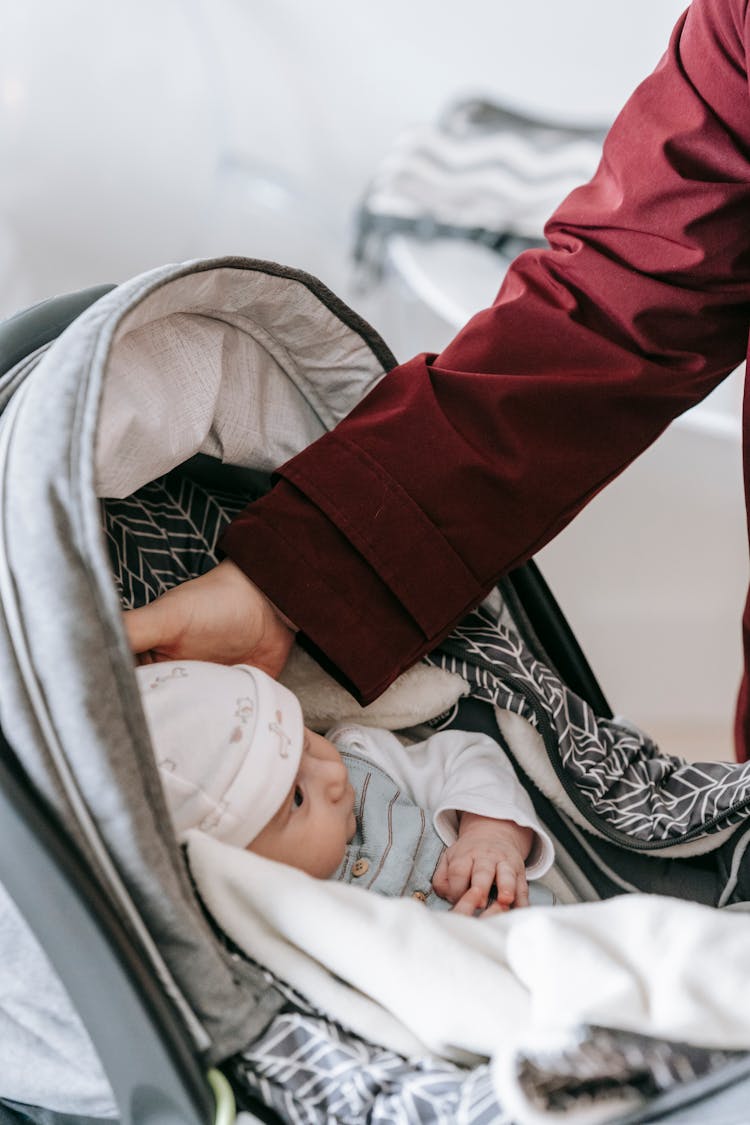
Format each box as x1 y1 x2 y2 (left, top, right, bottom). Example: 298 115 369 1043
429 603 750 846
101 469 247 609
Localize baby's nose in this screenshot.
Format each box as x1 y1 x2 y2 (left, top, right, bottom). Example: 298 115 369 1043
323 758 349 802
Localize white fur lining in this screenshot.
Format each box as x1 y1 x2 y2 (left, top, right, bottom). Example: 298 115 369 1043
280 644 468 732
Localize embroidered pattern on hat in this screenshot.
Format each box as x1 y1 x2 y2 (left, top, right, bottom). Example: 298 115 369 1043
270 709 291 758
230 696 255 743
234 697 255 720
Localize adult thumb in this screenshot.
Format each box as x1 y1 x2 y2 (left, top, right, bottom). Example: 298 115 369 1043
122 600 173 656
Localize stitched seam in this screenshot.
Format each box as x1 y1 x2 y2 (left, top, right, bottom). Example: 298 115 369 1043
284 437 482 592
367 791 399 886
242 512 394 633
357 770 370 822
398 808 427 895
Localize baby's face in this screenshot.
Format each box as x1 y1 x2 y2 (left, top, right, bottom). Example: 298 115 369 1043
248 728 356 878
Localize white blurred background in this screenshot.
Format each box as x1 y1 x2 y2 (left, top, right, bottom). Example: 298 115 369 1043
1 0 744 758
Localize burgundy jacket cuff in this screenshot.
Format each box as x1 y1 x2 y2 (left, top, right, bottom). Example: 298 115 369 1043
218 456 484 704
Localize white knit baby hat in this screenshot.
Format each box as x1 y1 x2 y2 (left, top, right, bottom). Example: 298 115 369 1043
136 660 304 847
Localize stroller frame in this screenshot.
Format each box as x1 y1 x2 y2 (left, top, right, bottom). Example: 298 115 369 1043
0 289 237 1125
3 278 750 1124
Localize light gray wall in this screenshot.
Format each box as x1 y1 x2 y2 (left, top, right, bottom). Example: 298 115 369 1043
0 0 687 311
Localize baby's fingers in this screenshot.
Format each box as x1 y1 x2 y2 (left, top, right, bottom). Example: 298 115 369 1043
468 855 498 910
493 862 530 911
450 857 502 915
433 852 472 903
480 901 508 919
447 856 497 910
514 875 530 908
452 885 489 916
494 861 522 906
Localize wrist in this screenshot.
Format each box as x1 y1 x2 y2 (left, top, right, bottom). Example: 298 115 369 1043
458 812 533 860
218 559 298 633
457 811 499 834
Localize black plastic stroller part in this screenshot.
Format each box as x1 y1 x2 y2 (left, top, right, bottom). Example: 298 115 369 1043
0 727 216 1125
617 1053 750 1124
0 286 117 378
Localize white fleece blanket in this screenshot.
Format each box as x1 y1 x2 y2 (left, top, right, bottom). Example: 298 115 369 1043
187 830 750 1124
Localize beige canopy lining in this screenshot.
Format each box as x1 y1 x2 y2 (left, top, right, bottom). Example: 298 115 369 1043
95 267 387 498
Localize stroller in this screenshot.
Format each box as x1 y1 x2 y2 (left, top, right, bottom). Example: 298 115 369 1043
2 257 750 1125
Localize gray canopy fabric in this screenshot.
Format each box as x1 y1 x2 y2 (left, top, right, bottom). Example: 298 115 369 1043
0 258 395 1114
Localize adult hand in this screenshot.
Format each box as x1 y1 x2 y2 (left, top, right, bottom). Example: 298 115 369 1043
432 813 532 916
122 558 296 678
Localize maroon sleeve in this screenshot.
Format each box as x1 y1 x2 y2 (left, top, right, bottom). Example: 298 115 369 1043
221 0 750 703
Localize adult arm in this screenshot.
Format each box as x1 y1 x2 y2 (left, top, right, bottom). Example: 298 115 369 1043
221 0 750 701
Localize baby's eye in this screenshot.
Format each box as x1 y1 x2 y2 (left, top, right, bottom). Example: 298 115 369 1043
293 785 304 808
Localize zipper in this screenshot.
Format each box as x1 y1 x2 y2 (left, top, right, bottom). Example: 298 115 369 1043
439 638 750 852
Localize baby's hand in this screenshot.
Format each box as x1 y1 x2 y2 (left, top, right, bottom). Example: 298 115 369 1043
432 813 533 916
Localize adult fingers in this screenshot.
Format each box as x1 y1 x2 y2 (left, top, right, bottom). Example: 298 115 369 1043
122 599 176 656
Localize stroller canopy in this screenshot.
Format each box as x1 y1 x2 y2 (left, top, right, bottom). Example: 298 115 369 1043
0 258 395 1114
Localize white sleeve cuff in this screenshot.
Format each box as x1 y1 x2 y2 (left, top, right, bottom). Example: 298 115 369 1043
524 828 555 879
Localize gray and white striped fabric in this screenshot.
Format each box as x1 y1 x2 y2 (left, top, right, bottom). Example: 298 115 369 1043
232 1012 746 1125
355 98 605 274
232 1010 505 1125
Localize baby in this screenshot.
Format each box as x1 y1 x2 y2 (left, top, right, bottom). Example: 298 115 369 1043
137 660 553 915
